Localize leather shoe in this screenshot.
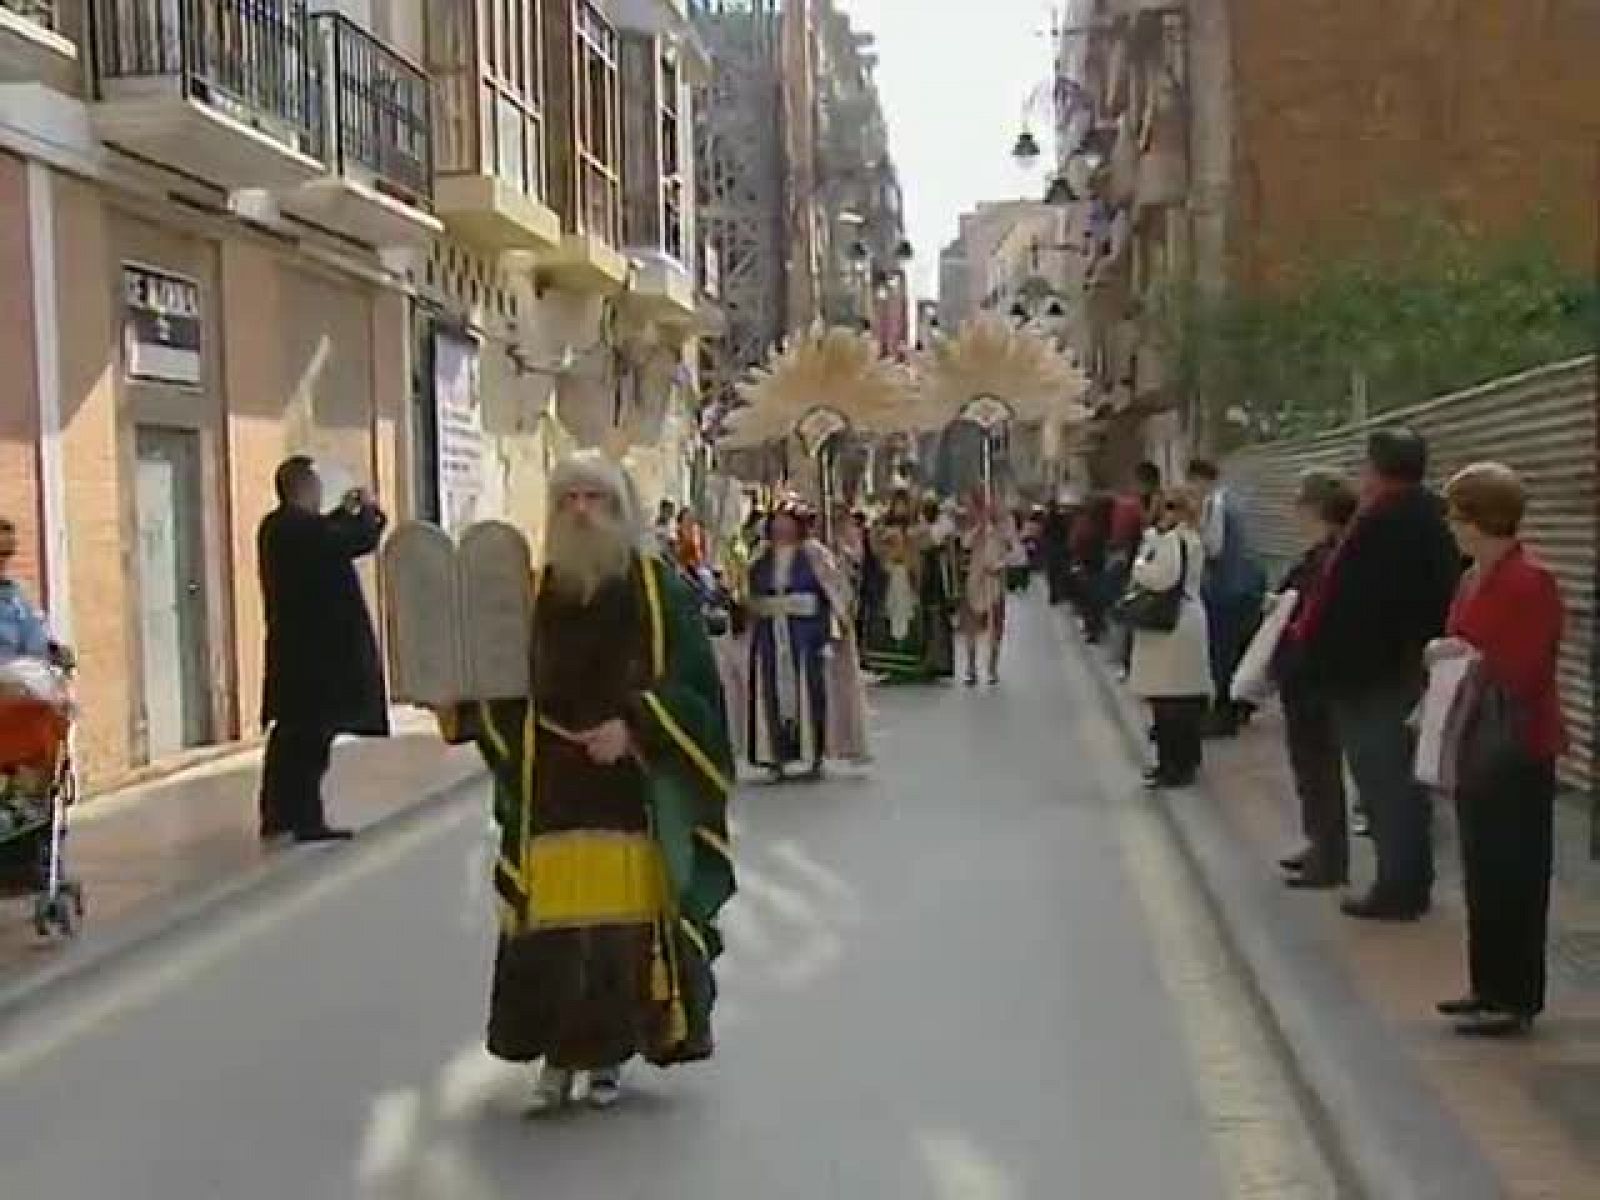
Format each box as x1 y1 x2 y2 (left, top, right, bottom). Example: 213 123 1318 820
1436 994 1488 1017
1340 893 1429 921
293 826 355 844
1454 1012 1534 1038
1278 849 1310 872
1286 871 1346 890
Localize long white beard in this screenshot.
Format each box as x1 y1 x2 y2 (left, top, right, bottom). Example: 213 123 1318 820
544 511 632 603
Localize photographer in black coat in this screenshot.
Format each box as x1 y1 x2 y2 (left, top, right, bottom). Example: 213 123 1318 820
1300 429 1459 920
257 456 388 842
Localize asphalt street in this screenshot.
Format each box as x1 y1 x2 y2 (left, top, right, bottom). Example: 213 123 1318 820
0 595 1335 1200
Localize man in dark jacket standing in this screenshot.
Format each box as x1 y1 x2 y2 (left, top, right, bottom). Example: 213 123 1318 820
258 456 389 842
1302 429 1458 920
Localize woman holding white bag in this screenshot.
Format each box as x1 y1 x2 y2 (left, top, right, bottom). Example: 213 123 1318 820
1125 489 1212 787
1267 472 1359 889
1432 463 1564 1038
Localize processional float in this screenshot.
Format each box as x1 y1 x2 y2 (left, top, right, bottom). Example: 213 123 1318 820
717 324 913 543
906 315 1090 505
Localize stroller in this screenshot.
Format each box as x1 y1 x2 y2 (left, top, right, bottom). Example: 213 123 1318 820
0 653 85 937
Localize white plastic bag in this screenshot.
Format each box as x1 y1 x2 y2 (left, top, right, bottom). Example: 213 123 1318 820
1229 589 1298 705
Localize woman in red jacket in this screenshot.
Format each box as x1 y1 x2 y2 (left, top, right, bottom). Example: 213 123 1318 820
1437 462 1565 1037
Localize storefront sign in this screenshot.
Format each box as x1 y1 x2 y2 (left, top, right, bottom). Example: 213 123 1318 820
434 330 484 534
122 264 202 387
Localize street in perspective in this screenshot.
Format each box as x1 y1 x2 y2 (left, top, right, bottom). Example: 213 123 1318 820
1 1 1598 1198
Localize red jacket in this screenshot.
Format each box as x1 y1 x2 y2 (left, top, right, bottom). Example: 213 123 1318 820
1109 494 1146 549
1447 543 1567 761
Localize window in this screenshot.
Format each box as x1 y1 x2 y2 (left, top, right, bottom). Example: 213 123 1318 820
659 50 684 262
573 1 619 242
426 0 545 199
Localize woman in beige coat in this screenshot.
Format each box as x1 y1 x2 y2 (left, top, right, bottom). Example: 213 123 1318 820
1127 489 1212 787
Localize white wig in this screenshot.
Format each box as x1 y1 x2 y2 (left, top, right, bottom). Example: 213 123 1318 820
546 450 648 548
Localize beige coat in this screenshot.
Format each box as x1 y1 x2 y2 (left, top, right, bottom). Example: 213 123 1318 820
1127 526 1213 700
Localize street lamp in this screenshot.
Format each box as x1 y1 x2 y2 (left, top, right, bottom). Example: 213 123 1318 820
1044 174 1075 205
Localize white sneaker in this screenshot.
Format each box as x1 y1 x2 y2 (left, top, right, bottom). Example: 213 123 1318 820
525 1065 574 1117
587 1067 623 1110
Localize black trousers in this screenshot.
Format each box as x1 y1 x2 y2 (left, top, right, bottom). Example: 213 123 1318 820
260 720 336 835
1150 696 1206 781
1455 754 1555 1017
1282 684 1348 878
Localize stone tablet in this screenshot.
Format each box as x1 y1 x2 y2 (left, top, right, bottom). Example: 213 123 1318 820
458 521 533 701
382 521 462 708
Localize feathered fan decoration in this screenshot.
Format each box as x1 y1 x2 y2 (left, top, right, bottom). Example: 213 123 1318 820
718 323 913 451
909 315 1090 434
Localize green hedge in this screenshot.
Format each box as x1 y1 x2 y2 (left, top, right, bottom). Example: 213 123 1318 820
1155 217 1597 450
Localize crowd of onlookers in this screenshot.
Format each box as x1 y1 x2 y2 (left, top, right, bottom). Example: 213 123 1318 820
1043 429 1567 1038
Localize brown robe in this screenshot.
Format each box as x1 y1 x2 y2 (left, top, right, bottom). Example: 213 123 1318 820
486 575 670 1069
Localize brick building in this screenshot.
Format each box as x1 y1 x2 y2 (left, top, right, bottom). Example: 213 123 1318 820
1057 0 1600 478
1 0 716 789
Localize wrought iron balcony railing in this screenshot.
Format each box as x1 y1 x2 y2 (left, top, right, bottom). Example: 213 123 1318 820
309 12 432 208
91 0 316 149
4 0 61 32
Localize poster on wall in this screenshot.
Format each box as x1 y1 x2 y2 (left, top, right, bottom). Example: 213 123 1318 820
434 330 484 535
123 263 202 387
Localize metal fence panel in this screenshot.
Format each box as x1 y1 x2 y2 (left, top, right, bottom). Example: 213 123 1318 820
1225 356 1597 788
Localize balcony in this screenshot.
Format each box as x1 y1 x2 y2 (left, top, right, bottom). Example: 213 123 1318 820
539 0 627 293
90 0 324 191
426 0 561 254
1134 141 1186 211
607 0 709 73
1 1 78 86
286 13 440 246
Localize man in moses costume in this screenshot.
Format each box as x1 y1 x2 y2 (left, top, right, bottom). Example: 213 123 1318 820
434 452 735 1115
746 505 856 777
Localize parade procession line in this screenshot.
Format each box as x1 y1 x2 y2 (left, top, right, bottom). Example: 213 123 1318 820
1053 605 1600 1200
0 710 484 1023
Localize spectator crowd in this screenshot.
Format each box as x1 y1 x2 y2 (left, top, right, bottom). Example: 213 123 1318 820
1042 430 1566 1039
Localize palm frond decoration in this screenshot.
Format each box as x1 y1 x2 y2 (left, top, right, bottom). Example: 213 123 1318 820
718 323 914 450
910 315 1090 434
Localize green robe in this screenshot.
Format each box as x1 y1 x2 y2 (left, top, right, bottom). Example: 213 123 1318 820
442 554 736 1067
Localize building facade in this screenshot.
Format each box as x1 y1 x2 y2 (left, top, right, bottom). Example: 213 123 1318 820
0 0 714 788
694 0 905 413
1056 0 1600 483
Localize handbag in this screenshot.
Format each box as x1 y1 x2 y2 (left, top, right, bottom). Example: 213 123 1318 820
1455 674 1523 791
1113 535 1188 634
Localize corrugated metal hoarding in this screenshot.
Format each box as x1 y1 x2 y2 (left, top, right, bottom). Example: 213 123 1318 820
1224 357 1597 788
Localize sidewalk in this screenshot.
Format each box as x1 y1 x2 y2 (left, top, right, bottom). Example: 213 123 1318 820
1064 613 1600 1200
0 712 482 1008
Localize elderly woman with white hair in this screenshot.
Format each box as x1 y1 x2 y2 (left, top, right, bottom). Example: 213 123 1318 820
435 451 737 1113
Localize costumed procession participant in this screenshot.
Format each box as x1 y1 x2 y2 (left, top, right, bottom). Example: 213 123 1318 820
433 452 735 1114
746 505 853 778
958 490 1018 686
917 496 959 680
820 508 873 765
861 488 930 681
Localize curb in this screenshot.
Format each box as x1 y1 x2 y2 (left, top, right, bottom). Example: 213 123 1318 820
1062 614 1506 1200
0 768 487 1026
